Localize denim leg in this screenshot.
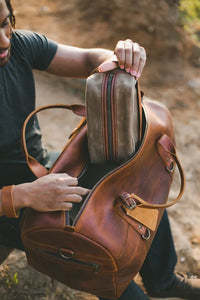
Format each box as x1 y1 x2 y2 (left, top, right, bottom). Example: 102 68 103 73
139 210 177 292
0 163 37 250
99 280 149 300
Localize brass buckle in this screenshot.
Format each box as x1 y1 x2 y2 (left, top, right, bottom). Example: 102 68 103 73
121 193 137 210
125 198 136 210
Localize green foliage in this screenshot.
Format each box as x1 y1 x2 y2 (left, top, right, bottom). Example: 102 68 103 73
0 266 18 288
179 0 200 42
179 0 200 27
12 272 18 286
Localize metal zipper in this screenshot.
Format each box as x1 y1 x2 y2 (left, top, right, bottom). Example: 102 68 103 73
38 248 100 274
106 72 115 161
73 73 116 226
73 75 148 227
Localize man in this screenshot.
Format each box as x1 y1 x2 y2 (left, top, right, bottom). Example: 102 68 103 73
0 0 199 299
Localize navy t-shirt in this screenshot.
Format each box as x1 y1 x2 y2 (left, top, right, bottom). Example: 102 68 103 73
0 30 57 168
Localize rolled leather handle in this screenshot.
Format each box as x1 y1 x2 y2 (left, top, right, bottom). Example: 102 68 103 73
21 104 86 178
121 134 185 209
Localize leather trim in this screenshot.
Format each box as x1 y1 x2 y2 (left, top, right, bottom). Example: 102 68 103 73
1 185 19 218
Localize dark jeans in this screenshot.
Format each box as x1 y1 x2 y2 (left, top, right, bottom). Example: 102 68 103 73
0 162 37 250
0 163 177 300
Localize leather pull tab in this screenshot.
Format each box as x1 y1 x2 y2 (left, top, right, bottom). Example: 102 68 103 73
122 204 159 231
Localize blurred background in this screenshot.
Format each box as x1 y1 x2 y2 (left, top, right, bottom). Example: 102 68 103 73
0 1 200 299
12 0 200 80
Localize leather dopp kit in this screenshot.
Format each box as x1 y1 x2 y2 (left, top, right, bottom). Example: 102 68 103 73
20 67 185 299
86 70 141 163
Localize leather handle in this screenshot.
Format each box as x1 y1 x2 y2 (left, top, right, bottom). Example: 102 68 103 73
21 104 86 178
122 134 185 209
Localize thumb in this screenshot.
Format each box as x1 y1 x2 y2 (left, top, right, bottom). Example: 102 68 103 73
98 54 118 73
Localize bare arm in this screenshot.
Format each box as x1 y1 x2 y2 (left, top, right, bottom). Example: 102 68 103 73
46 39 146 79
46 44 113 78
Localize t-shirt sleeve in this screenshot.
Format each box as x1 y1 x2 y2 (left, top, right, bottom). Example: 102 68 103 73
14 30 58 70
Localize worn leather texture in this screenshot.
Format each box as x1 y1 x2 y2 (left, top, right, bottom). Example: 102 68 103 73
20 77 185 299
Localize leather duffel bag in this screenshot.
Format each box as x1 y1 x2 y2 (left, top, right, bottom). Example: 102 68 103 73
20 74 185 299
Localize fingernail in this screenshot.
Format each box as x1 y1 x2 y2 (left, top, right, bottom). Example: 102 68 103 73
131 70 137 76
126 68 131 73
136 72 141 78
85 189 91 194
120 64 124 69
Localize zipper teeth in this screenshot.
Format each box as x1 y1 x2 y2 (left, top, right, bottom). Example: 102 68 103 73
106 73 115 161
102 73 109 160
111 74 117 160
73 72 114 225
73 79 148 227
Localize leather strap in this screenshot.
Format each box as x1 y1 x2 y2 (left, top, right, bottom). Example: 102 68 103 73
21 104 86 178
121 135 185 209
1 185 19 218
136 81 143 142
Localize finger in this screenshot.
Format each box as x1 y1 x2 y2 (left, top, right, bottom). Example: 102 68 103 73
114 40 125 69
48 173 78 186
55 202 73 211
63 193 83 203
135 47 147 79
56 174 78 186
73 186 90 196
98 59 118 72
63 186 90 196
67 177 78 186
129 42 140 76
124 39 133 72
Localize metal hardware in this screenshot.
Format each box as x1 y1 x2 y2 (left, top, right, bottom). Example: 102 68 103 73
59 249 74 260
124 198 136 210
166 161 174 173
59 249 100 273
141 228 151 240
121 192 137 210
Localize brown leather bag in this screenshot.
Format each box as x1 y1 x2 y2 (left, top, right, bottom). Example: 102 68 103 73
20 77 185 299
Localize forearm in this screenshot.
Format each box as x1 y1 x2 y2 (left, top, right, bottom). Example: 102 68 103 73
47 39 146 80
85 48 113 75
46 44 113 78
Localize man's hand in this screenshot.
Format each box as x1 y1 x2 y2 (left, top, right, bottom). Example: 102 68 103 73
13 173 90 212
98 39 146 79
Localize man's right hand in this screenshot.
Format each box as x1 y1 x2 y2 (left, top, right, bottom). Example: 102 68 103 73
13 173 90 213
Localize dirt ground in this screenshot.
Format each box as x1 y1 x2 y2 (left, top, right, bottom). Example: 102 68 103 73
0 1 200 299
